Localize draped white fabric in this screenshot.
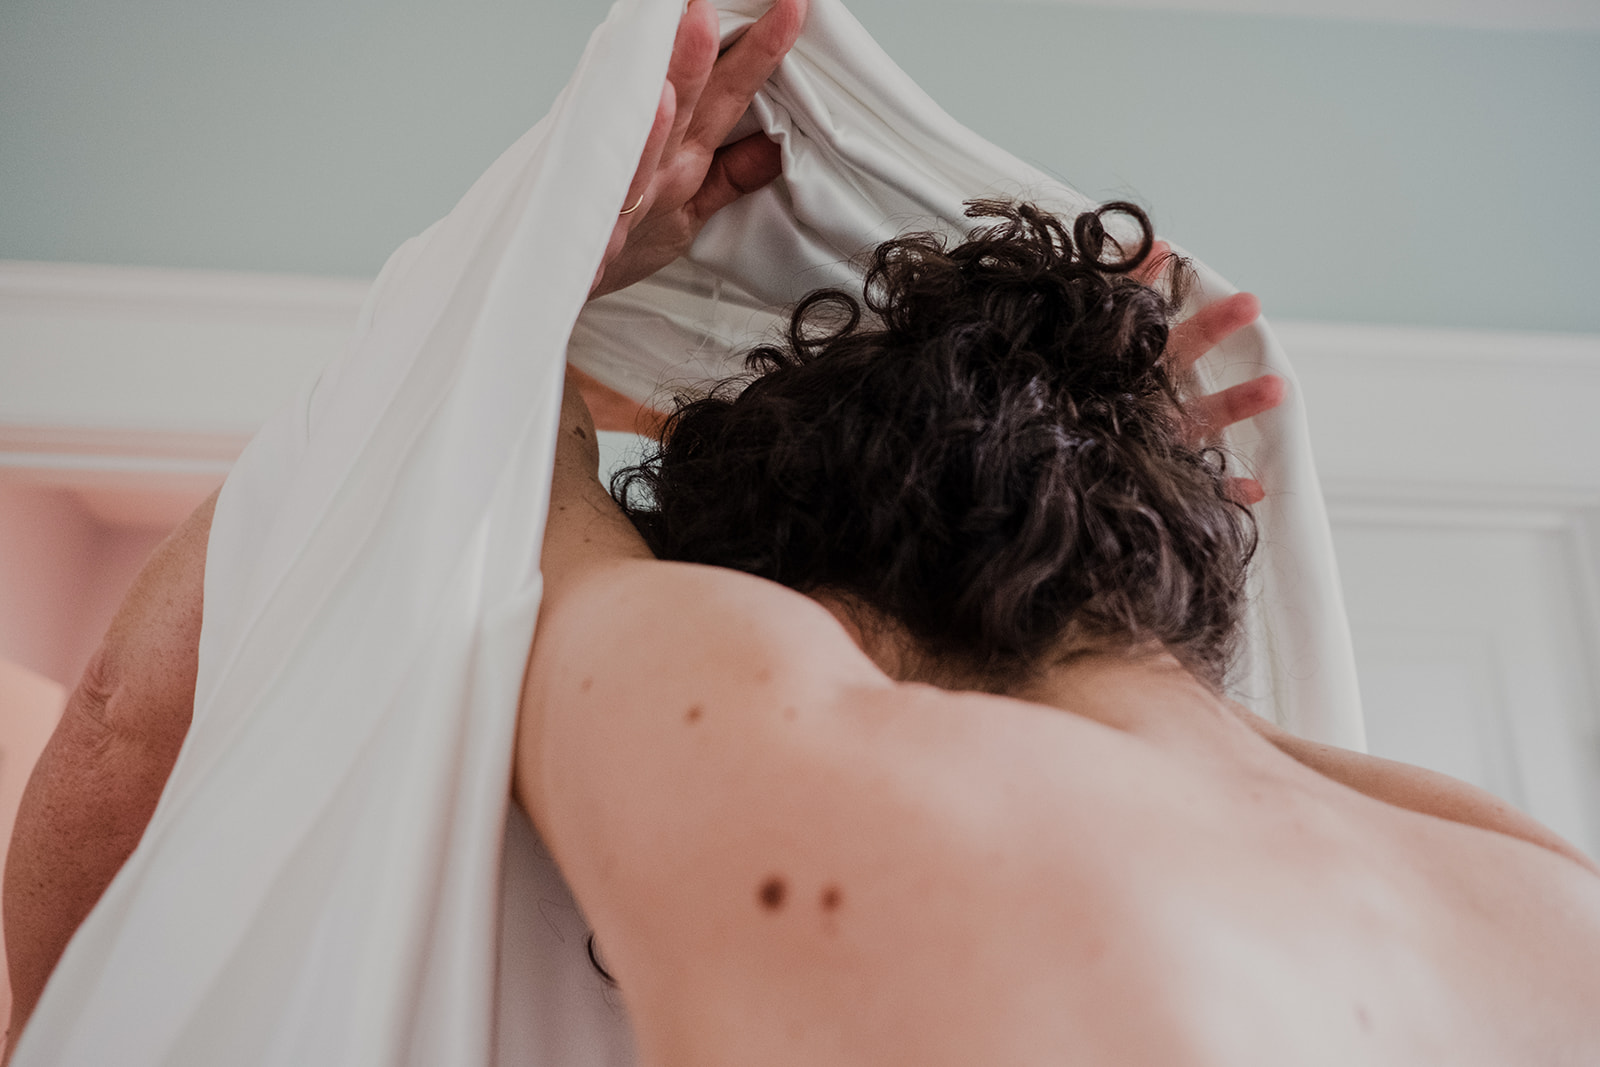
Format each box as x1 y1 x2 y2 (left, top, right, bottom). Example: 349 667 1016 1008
12 0 1362 1063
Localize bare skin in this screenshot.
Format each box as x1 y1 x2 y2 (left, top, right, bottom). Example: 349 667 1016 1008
518 366 1600 1067
13 2 1598 1063
2 491 214 1058
519 16 1600 1056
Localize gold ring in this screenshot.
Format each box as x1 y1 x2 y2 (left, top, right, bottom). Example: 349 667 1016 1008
619 194 646 216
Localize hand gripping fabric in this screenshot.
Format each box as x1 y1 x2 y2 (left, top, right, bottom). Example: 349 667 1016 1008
11 1 1362 1064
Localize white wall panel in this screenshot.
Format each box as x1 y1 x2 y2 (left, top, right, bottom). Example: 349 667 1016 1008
0 261 366 439
1331 515 1600 856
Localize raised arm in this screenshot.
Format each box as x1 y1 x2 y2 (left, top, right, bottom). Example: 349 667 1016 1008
2 4 805 1049
512 360 894 1011
537 0 806 600
4 491 214 1052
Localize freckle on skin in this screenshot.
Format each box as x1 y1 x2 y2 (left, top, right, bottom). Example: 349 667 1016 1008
758 876 787 911
820 885 842 911
575 426 587 440
756 667 772 683
580 678 594 692
782 706 797 722
685 704 703 724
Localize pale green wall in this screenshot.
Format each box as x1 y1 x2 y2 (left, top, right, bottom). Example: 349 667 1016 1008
3 0 1597 332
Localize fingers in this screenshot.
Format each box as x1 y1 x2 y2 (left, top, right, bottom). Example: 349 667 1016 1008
623 80 678 214
1165 291 1260 373
1227 477 1266 506
1131 242 1272 507
685 0 808 152
689 132 784 220
661 0 720 158
1130 239 1173 287
1186 373 1286 440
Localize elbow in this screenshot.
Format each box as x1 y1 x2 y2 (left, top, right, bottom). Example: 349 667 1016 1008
71 638 195 763
3 651 194 1045
26 644 193 836
67 645 122 753
14 645 198 866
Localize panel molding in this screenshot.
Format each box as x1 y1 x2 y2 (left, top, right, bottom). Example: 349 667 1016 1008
1282 320 1600 495
1325 481 1600 739
6 257 1600 526
0 259 370 323
1276 319 1600 370
1324 479 1600 531
5 259 1599 468
0 424 244 475
0 260 368 445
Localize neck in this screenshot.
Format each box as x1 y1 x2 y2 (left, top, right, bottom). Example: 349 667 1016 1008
812 592 1262 757
1011 651 1254 753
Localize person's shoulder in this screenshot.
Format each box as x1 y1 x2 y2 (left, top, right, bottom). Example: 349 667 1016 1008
532 557 885 700
1235 703 1600 878
516 558 890 820
527 555 1130 799
517 551 1125 861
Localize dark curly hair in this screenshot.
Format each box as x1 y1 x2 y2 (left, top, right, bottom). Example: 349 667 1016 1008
613 200 1257 692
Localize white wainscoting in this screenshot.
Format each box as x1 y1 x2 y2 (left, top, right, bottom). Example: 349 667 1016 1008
4 260 1598 855
0 260 366 472
1286 321 1600 857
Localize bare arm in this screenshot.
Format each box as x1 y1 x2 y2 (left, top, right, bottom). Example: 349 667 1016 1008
3 1 801 1050
3 491 214 1051
514 370 890 1012
539 368 657 598
0 380 639 1054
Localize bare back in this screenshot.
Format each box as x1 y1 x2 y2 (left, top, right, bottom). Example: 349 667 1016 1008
516 559 1600 1067
516 370 1600 1066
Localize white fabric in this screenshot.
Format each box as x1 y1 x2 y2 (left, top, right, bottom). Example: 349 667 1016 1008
12 0 1362 1063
